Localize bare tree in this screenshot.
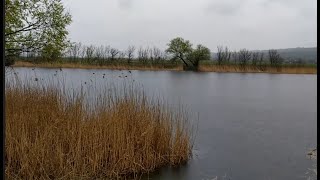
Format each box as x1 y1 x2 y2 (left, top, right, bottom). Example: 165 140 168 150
94 45 106 65
151 46 163 64
224 47 231 64
252 52 259 66
152 47 161 59
232 51 238 64
268 49 283 68
126 46 135 64
238 49 251 67
216 46 224 65
79 45 86 59
95 45 104 59
85 45 95 62
110 48 119 61
258 52 265 70
103 45 110 60
216 46 231 65
138 47 149 64
70 42 82 60
147 47 154 62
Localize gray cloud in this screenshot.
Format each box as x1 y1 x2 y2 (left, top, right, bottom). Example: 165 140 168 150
204 0 245 16
62 0 316 51
118 0 134 9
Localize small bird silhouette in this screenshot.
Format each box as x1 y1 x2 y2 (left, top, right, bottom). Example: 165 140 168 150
93 73 95 74
35 78 38 81
59 68 62 71
128 70 131 73
32 68 35 70
125 76 127 77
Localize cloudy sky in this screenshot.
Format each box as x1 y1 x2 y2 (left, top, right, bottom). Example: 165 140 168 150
62 0 316 52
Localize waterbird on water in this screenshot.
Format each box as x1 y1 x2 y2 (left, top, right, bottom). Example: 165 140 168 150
128 70 131 73
35 78 38 81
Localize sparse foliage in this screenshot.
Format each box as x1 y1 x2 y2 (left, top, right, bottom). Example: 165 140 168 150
5 0 72 64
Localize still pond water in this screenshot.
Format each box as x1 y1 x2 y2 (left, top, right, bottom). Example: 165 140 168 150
7 67 317 180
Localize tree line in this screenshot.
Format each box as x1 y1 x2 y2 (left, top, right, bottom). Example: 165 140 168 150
5 0 309 70
61 43 169 65
14 36 304 71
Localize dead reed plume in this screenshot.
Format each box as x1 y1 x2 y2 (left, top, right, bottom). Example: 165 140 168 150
5 79 194 179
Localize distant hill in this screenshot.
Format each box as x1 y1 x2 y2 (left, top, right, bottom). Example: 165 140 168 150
211 47 317 64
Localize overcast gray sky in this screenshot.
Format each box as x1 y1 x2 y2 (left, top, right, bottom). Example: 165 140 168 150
62 0 316 52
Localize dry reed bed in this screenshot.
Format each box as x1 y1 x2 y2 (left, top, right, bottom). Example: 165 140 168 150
198 64 317 74
5 79 193 179
12 61 183 71
13 61 317 74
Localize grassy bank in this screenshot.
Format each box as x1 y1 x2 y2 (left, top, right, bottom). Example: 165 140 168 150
12 60 317 74
5 79 193 179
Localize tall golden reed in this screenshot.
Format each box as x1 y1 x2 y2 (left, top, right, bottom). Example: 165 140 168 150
5 78 193 179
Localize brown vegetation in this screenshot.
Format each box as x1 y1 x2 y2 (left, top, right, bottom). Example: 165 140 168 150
12 61 183 71
198 64 317 74
5 80 193 179
12 61 316 74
